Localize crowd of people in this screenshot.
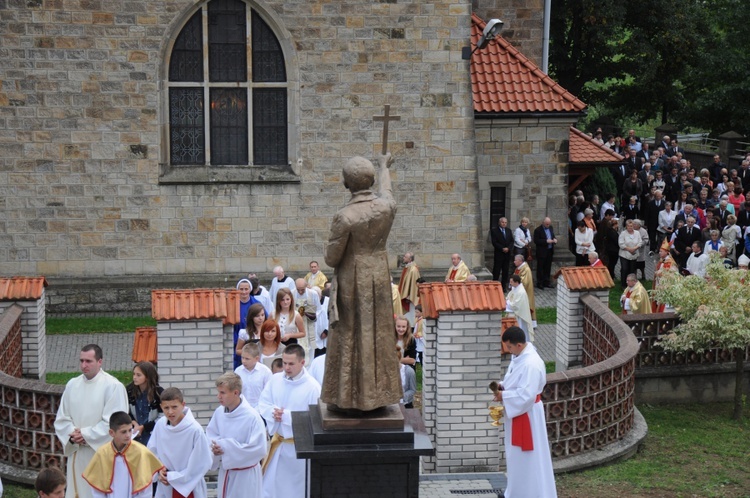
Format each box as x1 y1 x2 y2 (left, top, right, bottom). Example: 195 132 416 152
566 135 750 281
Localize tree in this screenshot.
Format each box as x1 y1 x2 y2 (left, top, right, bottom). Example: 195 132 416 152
651 255 750 420
549 0 627 102
675 0 750 136
581 167 617 204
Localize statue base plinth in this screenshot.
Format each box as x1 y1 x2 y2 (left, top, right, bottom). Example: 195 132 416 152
293 403 434 498
318 400 405 431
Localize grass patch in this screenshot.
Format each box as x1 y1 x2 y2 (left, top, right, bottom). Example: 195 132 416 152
608 279 652 315
536 307 557 324
557 402 750 498
46 316 156 335
46 370 133 386
1 483 36 498
545 361 556 374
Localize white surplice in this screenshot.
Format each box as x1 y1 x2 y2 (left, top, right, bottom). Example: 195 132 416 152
54 370 129 498
235 363 273 409
89 454 151 498
506 284 534 342
258 369 321 498
206 396 267 498
147 407 212 498
315 296 330 350
308 353 326 385
500 343 557 498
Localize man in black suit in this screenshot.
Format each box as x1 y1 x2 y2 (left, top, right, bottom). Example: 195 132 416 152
669 139 685 157
635 143 651 166
737 160 750 192
645 190 665 253
490 216 514 289
673 215 703 269
533 217 557 289
709 154 727 185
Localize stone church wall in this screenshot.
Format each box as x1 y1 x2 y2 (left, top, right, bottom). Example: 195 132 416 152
475 117 572 253
0 1 483 291
472 0 545 67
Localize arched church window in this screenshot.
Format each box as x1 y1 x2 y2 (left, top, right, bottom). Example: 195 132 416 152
166 0 288 170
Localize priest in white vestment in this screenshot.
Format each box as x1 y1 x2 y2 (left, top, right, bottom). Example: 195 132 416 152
269 266 296 307
258 345 321 498
494 327 557 498
293 278 321 359
55 344 128 498
505 275 534 342
206 373 267 498
314 294 330 357
148 388 213 498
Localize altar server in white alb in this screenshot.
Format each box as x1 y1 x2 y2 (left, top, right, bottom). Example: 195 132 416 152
259 344 322 498
147 387 213 498
493 327 557 498
54 344 128 498
206 373 268 498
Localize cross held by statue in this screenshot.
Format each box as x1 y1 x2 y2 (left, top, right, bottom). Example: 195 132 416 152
373 104 401 154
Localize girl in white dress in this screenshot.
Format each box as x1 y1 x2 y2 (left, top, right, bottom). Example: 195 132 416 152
273 288 306 348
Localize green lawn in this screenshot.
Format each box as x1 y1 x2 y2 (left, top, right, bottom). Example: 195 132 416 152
536 306 557 324
558 402 750 498
45 370 133 386
46 316 156 335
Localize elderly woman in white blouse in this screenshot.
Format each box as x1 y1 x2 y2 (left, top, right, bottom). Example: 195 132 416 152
618 219 642 285
574 220 595 266
657 201 675 250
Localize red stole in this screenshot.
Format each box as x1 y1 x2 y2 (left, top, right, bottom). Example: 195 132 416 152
511 394 541 451
449 269 457 280
173 491 194 498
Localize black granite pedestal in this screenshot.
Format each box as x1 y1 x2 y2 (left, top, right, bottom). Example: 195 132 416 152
292 402 434 498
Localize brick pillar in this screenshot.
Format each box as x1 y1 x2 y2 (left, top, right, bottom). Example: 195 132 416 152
423 311 504 473
156 320 225 426
555 274 610 371
0 292 47 379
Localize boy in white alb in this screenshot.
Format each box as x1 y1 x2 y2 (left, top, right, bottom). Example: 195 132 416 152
234 342 273 409
206 373 268 498
147 387 213 498
259 344 321 498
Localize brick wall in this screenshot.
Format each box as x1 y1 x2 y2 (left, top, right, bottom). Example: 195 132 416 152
543 294 639 460
156 320 226 426
422 311 505 473
0 305 23 378
555 279 609 371
0 291 47 379
0 376 65 482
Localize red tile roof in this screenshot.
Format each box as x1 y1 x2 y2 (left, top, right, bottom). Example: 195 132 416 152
0 277 48 301
132 326 157 364
418 281 506 319
569 126 624 163
558 267 614 291
151 289 241 324
471 13 587 114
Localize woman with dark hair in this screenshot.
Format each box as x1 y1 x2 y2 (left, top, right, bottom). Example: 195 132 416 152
236 302 266 356
126 361 163 446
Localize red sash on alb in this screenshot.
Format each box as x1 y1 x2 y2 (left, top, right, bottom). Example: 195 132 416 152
173 491 194 498
511 394 541 451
